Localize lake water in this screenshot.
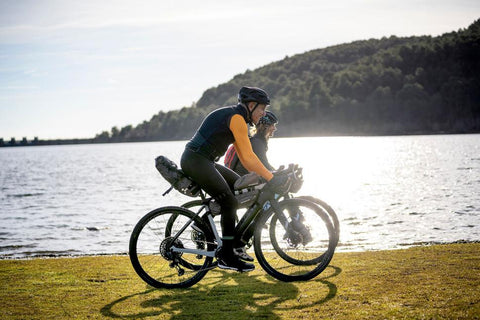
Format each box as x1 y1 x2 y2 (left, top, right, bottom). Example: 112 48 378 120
1 135 479 258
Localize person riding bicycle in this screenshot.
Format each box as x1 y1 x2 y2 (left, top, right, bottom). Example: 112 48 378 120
225 111 278 176
181 86 286 272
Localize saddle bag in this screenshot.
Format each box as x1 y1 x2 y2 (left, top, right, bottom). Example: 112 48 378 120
155 156 200 197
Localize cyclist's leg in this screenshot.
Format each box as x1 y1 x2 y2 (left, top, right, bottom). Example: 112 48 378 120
216 163 254 261
215 163 239 191
181 149 253 271
215 163 242 222
181 150 237 235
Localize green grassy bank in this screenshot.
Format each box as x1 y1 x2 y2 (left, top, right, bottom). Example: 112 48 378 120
1 243 479 319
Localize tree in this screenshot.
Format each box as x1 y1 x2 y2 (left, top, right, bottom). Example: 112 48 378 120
93 19 480 140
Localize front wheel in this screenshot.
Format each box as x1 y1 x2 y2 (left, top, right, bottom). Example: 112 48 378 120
297 195 340 247
129 206 215 289
254 198 335 282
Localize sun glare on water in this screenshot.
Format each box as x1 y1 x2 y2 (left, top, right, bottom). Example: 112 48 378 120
268 136 443 251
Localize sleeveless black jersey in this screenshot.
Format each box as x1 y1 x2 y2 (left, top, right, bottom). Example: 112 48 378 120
186 104 248 161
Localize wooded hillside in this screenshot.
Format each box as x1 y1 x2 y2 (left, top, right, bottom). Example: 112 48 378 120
94 19 480 142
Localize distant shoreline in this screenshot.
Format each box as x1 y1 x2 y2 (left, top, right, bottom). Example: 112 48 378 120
0 137 94 148
2 130 480 148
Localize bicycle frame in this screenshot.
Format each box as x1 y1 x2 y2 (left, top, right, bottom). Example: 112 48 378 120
170 210 219 258
169 187 284 260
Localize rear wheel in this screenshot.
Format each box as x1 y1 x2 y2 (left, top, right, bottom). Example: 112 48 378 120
254 198 335 282
129 206 215 288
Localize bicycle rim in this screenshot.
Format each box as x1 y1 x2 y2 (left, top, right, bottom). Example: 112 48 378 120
129 206 215 288
254 198 335 282
298 195 340 247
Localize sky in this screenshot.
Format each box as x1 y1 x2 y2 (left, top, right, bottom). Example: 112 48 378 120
1 1 479 140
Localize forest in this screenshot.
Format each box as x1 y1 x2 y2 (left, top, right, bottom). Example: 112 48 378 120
93 19 480 143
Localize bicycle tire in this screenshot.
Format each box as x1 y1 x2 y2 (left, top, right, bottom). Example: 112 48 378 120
182 199 203 209
254 198 335 282
267 199 334 266
129 206 215 289
297 195 340 246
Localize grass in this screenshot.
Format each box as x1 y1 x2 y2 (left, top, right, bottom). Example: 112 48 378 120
1 243 479 319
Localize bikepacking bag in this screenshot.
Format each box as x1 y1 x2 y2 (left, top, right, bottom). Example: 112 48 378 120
234 172 265 208
155 155 200 197
224 144 239 169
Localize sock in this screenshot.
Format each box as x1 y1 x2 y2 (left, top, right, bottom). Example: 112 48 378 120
221 237 235 258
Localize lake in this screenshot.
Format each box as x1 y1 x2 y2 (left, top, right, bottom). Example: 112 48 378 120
0 134 479 258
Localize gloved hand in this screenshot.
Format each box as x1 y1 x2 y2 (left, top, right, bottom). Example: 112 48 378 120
267 173 291 194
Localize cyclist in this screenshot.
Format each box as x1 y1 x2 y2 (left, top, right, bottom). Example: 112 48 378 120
226 111 278 175
181 86 286 272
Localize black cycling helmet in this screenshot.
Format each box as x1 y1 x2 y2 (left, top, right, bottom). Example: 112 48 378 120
259 111 278 126
238 86 270 105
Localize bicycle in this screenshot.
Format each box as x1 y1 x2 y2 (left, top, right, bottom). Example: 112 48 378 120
129 157 339 288
181 192 340 251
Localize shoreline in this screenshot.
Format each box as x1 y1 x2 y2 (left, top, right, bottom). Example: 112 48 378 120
2 131 480 148
2 239 478 261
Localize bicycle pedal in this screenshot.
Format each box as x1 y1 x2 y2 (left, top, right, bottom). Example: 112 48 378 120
177 267 185 276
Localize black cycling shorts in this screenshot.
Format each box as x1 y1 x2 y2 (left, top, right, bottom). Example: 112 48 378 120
181 148 240 237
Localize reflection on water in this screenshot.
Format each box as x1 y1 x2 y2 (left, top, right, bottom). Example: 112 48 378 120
0 134 479 258
268 135 480 251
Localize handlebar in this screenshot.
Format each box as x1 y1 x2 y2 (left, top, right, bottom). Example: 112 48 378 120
271 163 304 195
233 163 303 196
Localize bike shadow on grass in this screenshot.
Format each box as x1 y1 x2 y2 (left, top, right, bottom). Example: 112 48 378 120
100 265 342 319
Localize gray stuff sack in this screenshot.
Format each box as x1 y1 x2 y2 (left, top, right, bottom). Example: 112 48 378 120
155 155 200 197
